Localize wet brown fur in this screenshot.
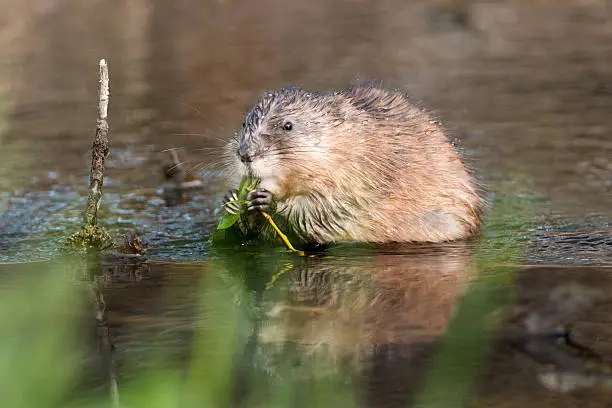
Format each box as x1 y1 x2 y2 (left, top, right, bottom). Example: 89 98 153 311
223 85 486 245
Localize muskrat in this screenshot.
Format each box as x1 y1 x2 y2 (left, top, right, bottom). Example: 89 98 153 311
222 85 485 245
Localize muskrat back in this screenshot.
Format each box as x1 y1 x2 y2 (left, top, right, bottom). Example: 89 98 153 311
222 85 485 245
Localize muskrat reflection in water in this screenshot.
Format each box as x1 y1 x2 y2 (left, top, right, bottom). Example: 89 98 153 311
223 85 486 246
247 243 473 406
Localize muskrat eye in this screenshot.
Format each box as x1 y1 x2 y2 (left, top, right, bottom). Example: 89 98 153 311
283 121 293 131
242 121 246 128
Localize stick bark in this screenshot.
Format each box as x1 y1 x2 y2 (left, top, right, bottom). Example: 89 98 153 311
83 59 110 227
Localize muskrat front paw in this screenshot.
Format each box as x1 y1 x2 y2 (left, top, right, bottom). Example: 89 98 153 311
247 188 275 212
223 189 241 215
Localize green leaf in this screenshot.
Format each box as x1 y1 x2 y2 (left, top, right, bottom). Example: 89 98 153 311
238 177 260 197
237 177 249 195
213 176 261 236
217 213 240 230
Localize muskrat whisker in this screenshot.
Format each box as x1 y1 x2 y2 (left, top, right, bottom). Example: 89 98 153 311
160 147 186 153
165 160 193 174
179 102 225 131
220 151 240 164
210 154 238 169
186 161 214 176
189 157 230 173
168 133 229 144
179 101 207 118
191 147 222 152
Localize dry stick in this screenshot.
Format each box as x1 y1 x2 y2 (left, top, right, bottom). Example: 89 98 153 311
83 59 110 228
85 59 119 407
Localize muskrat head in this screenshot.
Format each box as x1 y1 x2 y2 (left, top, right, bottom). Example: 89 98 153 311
228 88 338 198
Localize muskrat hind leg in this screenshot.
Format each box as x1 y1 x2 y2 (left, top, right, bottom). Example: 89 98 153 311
247 187 276 213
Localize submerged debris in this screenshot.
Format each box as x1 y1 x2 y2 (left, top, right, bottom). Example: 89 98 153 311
65 224 114 252
114 231 147 255
162 148 204 207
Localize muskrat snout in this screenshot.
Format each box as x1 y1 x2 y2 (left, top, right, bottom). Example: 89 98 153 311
236 146 253 163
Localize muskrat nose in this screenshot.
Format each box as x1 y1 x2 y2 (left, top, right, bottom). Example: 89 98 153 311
237 148 252 163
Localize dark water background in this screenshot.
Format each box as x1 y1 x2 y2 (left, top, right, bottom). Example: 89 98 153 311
1 1 611 407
